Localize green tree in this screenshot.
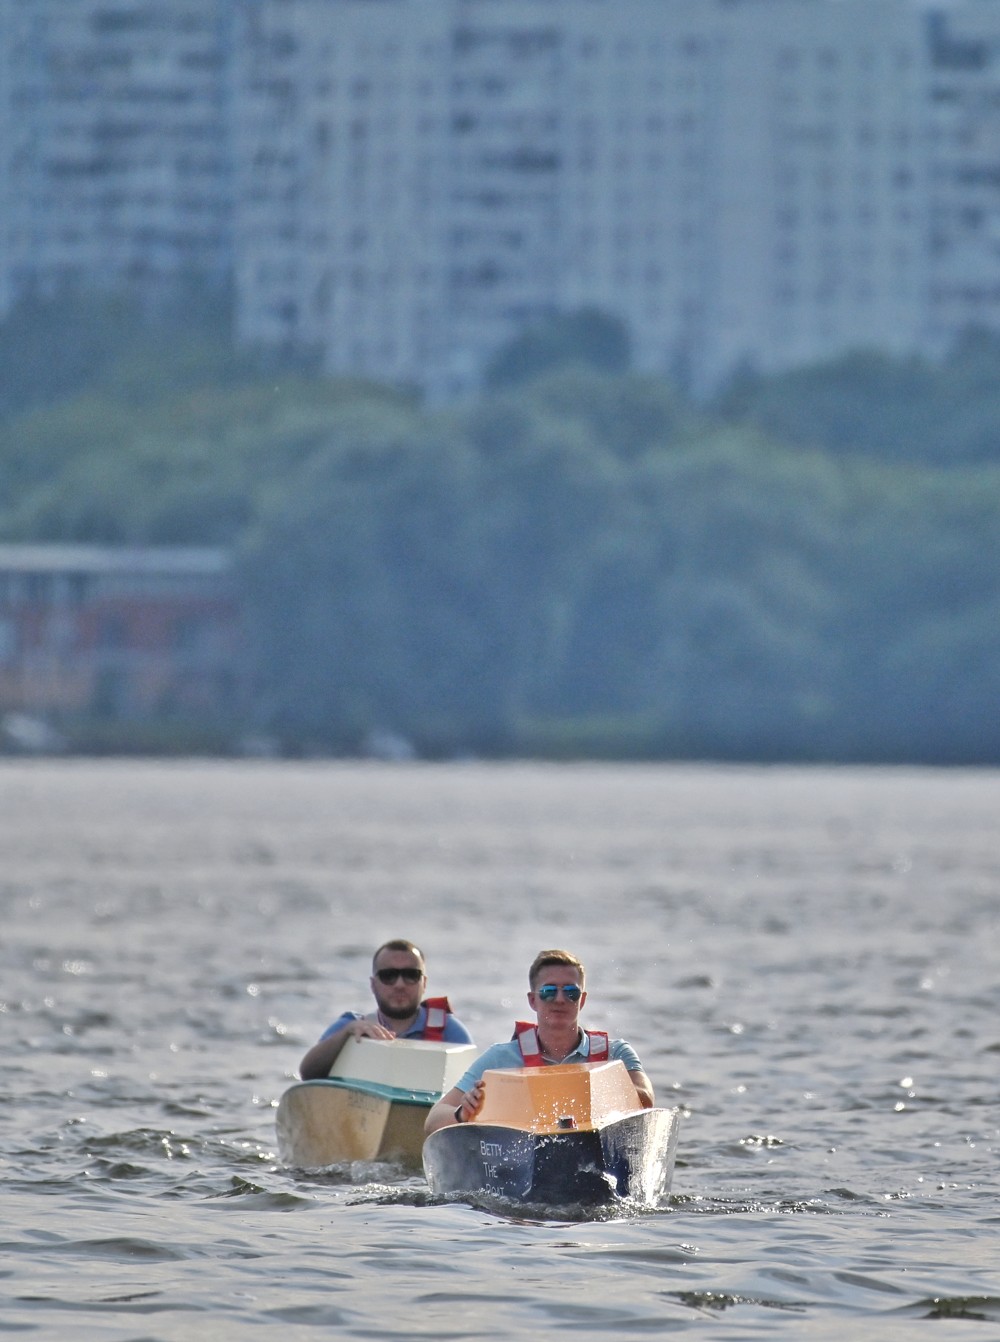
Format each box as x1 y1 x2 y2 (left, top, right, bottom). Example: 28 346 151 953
484 308 632 389
716 341 1000 468
241 402 503 751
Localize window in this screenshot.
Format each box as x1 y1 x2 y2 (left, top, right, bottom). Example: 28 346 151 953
99 614 128 651
0 617 18 665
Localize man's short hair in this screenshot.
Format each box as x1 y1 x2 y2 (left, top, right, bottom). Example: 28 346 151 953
372 939 425 969
529 948 585 988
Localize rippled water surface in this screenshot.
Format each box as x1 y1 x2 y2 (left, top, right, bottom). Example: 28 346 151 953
3 759 1000 1339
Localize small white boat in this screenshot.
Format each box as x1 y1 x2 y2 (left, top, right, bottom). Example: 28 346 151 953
276 1036 477 1169
423 1059 681 1207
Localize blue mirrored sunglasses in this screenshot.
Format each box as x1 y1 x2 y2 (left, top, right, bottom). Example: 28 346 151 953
537 983 583 1002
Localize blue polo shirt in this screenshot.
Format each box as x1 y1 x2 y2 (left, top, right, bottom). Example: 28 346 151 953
454 1033 643 1094
320 1006 473 1045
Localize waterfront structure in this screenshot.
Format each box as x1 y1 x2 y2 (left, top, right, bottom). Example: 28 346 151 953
0 545 241 723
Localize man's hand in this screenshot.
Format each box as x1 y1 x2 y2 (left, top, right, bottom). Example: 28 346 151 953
299 1016 395 1079
455 1079 484 1122
347 1017 395 1041
426 1080 483 1134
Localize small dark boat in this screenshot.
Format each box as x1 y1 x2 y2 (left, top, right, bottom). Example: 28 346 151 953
422 1059 681 1206
277 1037 477 1169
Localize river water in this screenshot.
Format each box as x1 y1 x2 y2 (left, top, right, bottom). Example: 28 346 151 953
3 759 999 1339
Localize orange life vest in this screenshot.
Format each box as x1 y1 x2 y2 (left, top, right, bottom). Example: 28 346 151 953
513 1020 609 1066
421 996 453 1042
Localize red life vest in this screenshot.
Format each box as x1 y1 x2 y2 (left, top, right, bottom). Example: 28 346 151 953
421 996 453 1042
513 1021 609 1066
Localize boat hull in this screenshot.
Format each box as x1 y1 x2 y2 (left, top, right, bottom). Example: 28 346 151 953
277 1079 428 1167
422 1106 681 1206
277 1037 478 1169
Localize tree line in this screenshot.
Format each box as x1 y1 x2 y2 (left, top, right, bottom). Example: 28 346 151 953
1 293 998 762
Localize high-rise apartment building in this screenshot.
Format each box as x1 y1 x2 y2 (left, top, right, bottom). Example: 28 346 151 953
233 0 453 385
232 0 734 395
0 0 232 314
925 3 1000 350
704 0 930 386
231 0 940 395
5 0 1000 394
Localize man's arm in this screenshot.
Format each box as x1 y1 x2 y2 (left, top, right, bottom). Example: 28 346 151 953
628 1068 655 1108
298 1017 395 1080
424 1079 484 1135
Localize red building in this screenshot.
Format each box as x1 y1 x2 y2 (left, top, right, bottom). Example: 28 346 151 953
0 544 243 722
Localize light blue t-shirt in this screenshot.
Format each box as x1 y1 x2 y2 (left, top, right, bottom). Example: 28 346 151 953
320 1006 473 1045
454 1033 642 1094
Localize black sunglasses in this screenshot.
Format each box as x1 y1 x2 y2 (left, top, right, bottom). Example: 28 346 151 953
374 967 423 985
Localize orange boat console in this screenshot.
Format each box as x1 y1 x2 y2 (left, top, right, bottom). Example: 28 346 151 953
473 1059 644 1132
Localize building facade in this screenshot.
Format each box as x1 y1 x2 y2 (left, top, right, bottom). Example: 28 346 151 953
925 5 1000 349
5 0 1000 392
229 0 945 394
0 0 232 313
0 545 242 722
231 0 735 395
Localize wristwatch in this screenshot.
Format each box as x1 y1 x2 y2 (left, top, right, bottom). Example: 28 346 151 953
454 1104 465 1123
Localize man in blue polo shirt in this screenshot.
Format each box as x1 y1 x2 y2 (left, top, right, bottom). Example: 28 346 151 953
298 938 473 1080
424 948 652 1133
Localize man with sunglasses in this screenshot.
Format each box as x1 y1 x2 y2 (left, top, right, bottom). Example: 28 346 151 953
424 948 653 1133
298 939 473 1080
